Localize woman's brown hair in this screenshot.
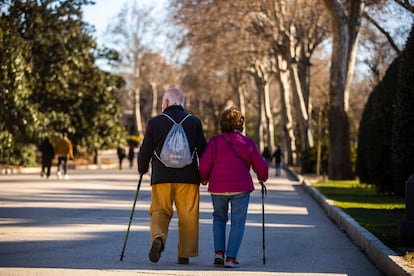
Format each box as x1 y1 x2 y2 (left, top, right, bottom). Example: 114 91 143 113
220 107 244 132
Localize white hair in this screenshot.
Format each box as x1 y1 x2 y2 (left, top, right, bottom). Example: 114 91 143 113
163 88 185 107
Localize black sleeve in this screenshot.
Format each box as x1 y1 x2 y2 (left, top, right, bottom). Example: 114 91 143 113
138 121 154 174
195 118 207 159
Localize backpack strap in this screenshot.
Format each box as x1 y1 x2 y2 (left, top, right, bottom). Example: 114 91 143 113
222 134 250 169
162 113 192 124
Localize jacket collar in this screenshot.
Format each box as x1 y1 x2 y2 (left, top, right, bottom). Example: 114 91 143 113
163 105 185 112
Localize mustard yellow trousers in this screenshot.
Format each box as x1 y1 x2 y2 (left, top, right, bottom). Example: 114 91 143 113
149 183 199 258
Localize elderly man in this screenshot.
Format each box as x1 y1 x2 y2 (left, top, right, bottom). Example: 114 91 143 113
138 88 207 265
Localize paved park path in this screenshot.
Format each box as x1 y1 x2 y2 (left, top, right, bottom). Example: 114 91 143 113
0 166 384 275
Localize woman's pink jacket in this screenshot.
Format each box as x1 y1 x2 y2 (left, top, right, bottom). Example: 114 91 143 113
199 132 269 193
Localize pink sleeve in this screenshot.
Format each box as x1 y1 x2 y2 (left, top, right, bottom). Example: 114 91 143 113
251 143 269 182
199 137 216 181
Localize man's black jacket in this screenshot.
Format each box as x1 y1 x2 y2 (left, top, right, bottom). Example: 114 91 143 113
138 105 207 185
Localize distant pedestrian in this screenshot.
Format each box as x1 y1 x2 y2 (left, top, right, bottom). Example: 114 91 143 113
54 132 73 179
39 137 55 178
128 146 134 169
272 146 283 176
93 147 99 164
261 146 271 166
117 145 126 170
199 106 268 268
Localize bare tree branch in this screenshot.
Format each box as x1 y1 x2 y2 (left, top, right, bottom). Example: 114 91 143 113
394 0 414 13
363 11 402 55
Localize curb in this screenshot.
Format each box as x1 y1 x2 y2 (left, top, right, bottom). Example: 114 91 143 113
0 163 118 175
0 149 119 175
293 171 414 276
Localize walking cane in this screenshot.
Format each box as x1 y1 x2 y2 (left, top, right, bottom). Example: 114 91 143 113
260 181 267 265
120 174 143 261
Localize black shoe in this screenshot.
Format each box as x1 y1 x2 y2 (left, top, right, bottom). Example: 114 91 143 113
178 257 189 264
149 237 163 263
214 252 224 266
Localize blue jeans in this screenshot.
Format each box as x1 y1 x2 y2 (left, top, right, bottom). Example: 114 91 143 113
275 162 282 176
211 192 250 258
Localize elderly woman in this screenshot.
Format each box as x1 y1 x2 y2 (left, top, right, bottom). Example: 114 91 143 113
199 106 268 268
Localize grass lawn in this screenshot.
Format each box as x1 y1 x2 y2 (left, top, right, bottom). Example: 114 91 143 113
311 180 410 257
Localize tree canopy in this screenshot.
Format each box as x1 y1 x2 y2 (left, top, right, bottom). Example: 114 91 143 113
0 0 126 166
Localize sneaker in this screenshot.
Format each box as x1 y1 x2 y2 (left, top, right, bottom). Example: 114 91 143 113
149 237 163 263
225 257 240 268
177 257 189 264
214 252 224 266
64 174 69 180
57 171 61 179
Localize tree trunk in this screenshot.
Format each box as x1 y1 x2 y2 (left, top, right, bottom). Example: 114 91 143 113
150 82 158 118
133 67 143 136
345 0 365 108
248 60 274 150
251 60 275 151
238 84 247 136
291 65 311 147
322 0 361 179
263 81 275 151
254 76 264 147
133 86 143 137
278 54 297 166
229 66 247 135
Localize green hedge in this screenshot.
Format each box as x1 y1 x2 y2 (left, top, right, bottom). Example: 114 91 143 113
356 58 398 193
392 22 414 195
357 23 414 195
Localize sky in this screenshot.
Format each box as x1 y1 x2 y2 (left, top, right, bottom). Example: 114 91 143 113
82 0 167 48
82 0 123 42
